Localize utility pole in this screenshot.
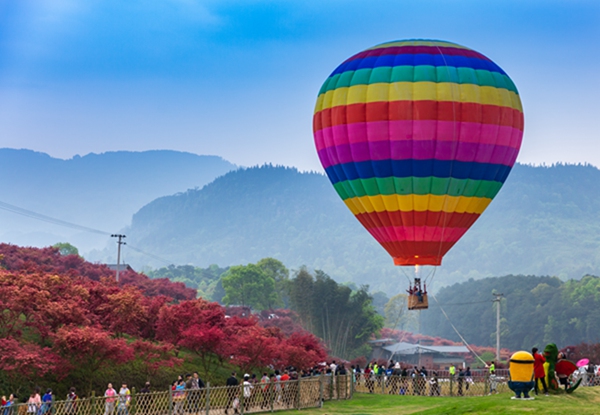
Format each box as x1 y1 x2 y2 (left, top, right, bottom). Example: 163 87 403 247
493 293 504 363
111 234 126 282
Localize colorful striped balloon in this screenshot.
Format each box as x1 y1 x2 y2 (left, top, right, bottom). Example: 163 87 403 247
313 39 524 266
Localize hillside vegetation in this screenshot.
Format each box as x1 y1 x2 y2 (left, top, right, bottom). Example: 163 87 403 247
127 163 600 292
421 274 600 350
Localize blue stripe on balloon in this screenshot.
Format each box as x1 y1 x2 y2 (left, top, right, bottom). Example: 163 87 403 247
331 54 505 77
324 159 512 184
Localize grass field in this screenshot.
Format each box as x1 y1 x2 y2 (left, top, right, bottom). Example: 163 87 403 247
276 388 600 415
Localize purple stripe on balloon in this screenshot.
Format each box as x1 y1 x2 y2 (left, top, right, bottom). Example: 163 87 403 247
317 140 519 169
314 120 522 152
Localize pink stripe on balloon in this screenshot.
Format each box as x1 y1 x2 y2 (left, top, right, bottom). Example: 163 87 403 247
314 120 522 151
364 226 469 243
317 140 519 169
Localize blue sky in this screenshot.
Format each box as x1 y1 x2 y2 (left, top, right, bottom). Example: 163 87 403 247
0 0 598 171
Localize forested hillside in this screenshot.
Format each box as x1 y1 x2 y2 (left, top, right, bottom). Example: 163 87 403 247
126 163 600 292
421 274 600 350
0 149 235 252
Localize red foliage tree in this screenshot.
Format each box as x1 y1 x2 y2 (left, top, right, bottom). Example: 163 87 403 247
228 325 279 374
95 286 149 336
560 343 600 363
157 299 233 378
53 326 135 394
0 337 65 381
258 308 306 336
278 331 327 371
131 340 183 380
0 243 196 300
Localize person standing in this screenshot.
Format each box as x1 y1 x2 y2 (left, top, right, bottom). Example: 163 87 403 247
242 375 253 412
259 373 270 409
279 370 290 407
117 384 131 415
41 390 52 415
65 388 77 415
457 368 464 396
27 388 41 415
464 367 472 391
532 347 549 395
104 384 117 415
3 394 15 415
225 372 239 415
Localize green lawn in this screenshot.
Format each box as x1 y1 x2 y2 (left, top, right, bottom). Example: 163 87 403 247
277 388 600 415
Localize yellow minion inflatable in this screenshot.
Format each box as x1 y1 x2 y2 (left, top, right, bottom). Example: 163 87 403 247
508 351 535 400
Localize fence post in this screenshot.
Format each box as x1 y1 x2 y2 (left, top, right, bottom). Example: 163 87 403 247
239 384 244 415
270 380 275 413
205 383 210 415
449 376 453 397
168 386 173 415
130 387 136 415
484 373 489 396
91 391 96 415
296 377 301 410
319 376 324 407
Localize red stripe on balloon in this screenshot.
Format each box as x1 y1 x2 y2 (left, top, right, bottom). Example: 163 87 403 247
355 211 480 229
314 101 523 132
366 225 469 243
380 240 458 264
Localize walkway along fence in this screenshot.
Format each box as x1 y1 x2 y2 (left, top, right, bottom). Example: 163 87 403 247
4 376 353 415
353 373 509 397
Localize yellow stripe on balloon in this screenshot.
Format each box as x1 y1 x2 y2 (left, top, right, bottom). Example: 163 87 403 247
343 194 492 215
315 82 522 113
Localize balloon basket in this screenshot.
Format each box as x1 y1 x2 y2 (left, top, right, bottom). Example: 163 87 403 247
408 293 429 310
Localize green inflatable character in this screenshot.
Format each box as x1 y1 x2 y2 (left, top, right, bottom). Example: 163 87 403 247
543 343 581 393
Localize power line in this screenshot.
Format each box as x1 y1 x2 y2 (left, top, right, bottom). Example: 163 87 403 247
0 200 111 235
126 244 173 266
0 199 176 267
432 299 494 307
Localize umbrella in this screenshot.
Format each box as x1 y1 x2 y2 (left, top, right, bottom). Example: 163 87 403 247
576 358 589 368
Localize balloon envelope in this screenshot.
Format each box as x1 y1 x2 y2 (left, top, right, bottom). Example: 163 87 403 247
313 40 524 266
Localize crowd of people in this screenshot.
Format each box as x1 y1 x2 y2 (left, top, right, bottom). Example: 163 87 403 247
12 353 585 414
351 360 502 396
1 363 352 415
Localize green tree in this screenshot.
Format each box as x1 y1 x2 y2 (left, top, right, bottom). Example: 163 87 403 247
221 264 281 310
289 269 383 359
256 257 290 307
52 242 80 256
384 293 418 331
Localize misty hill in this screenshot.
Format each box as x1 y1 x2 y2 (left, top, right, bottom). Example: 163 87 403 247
0 149 236 252
125 163 600 292
420 274 600 350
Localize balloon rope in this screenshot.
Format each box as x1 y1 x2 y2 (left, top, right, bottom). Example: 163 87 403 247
399 266 414 284
430 291 487 366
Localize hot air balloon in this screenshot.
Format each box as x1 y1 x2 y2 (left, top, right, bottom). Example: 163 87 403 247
313 40 523 308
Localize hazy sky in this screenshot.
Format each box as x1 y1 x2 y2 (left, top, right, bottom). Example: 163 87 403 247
1 0 598 171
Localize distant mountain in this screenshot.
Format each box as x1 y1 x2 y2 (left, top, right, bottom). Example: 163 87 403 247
125 163 600 292
0 149 236 252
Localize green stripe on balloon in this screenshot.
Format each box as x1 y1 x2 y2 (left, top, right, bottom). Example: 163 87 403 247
319 66 518 95
333 177 503 199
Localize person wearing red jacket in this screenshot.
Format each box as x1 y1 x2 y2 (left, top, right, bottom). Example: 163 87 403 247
532 347 549 395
